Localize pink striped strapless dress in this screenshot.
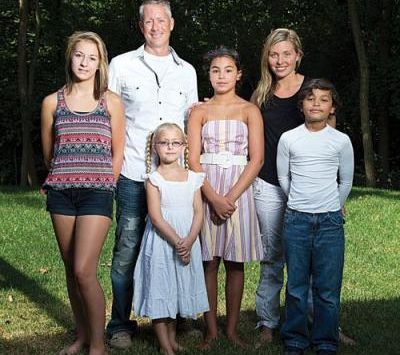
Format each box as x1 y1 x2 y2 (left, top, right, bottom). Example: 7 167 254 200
200 119 262 262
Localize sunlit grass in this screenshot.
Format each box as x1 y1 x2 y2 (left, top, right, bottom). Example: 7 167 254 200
0 186 399 354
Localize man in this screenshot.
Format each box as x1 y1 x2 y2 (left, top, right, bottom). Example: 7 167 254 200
106 0 198 349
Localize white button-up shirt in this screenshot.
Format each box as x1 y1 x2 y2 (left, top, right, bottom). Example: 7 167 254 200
108 45 198 181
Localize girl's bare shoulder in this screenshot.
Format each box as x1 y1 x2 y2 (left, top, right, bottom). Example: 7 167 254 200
243 100 261 115
105 89 123 106
189 102 209 123
42 91 58 107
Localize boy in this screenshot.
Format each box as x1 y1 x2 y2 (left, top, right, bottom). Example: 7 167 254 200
277 79 354 355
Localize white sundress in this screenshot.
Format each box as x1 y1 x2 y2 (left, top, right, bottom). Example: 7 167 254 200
133 170 209 320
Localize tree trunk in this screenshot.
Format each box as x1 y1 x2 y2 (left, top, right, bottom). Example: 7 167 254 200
377 0 393 185
347 0 376 187
18 0 39 186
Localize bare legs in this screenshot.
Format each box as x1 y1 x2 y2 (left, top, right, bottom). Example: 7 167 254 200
153 319 184 355
224 261 247 347
52 214 110 355
201 257 246 349
202 258 220 346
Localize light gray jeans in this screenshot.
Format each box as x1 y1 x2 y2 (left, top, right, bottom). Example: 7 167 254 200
253 178 287 329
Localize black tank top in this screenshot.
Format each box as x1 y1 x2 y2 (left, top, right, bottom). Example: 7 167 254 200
258 78 308 185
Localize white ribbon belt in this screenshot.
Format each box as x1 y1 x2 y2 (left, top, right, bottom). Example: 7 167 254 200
200 152 248 169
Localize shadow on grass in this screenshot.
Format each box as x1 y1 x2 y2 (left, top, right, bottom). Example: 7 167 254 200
1 299 399 354
0 258 71 329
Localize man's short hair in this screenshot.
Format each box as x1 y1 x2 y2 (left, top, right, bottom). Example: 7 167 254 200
139 0 172 20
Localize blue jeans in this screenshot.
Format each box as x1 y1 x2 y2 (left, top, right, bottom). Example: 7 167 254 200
106 175 147 337
253 178 287 329
281 209 344 353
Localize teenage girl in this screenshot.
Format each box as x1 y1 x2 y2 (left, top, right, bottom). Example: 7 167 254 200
188 46 264 348
133 123 209 355
41 31 125 355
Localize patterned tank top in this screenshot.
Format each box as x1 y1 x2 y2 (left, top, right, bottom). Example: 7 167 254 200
43 88 115 191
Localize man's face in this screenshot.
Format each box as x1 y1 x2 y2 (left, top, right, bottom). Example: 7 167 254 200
140 4 174 52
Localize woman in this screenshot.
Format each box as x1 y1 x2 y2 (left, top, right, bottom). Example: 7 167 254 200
41 31 125 355
252 28 353 347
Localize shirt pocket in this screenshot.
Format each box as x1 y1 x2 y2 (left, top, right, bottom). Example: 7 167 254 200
160 86 187 111
121 82 155 106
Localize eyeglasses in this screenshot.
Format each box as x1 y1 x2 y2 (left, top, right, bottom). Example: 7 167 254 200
155 140 184 148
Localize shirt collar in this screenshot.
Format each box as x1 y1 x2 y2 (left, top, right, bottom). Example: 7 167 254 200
136 44 182 66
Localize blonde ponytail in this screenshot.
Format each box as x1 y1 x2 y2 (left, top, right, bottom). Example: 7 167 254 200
146 131 154 174
183 144 189 170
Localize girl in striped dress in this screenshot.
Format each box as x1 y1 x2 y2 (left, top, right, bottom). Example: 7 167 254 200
187 47 264 348
41 32 125 355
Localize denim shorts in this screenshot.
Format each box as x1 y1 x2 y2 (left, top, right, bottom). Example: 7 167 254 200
46 188 114 219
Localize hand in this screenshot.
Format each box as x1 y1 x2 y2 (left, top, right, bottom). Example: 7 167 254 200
175 238 191 265
175 240 191 264
175 237 193 257
187 98 210 116
210 194 236 221
180 253 190 265
210 210 223 225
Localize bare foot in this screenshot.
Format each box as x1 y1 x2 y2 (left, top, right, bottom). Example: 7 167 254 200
172 343 186 352
255 326 274 349
159 348 176 355
198 336 218 351
339 331 356 346
226 333 249 349
59 338 86 355
89 342 107 355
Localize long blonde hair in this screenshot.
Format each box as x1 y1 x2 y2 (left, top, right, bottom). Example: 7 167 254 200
253 28 304 107
65 31 108 100
145 123 189 174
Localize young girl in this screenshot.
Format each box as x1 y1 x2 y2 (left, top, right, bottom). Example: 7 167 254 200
41 32 125 355
133 123 209 355
187 47 264 348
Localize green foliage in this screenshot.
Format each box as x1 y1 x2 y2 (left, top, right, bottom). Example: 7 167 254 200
0 187 400 354
1 0 400 185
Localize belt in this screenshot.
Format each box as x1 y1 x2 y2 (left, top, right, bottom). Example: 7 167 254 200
200 152 247 169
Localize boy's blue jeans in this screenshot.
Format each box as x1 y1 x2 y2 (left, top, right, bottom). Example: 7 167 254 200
281 208 344 353
106 175 147 337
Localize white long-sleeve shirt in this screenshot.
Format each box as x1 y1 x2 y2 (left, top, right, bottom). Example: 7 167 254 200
108 45 198 181
277 124 354 213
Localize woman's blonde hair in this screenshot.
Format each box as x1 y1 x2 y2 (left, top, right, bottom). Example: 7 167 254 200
253 28 304 107
145 123 189 174
65 31 108 100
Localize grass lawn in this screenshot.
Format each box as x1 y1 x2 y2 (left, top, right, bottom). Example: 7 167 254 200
0 186 399 354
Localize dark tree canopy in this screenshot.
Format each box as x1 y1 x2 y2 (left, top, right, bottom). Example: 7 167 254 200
1 0 400 188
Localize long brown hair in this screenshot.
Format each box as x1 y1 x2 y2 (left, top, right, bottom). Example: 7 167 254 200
65 31 108 100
